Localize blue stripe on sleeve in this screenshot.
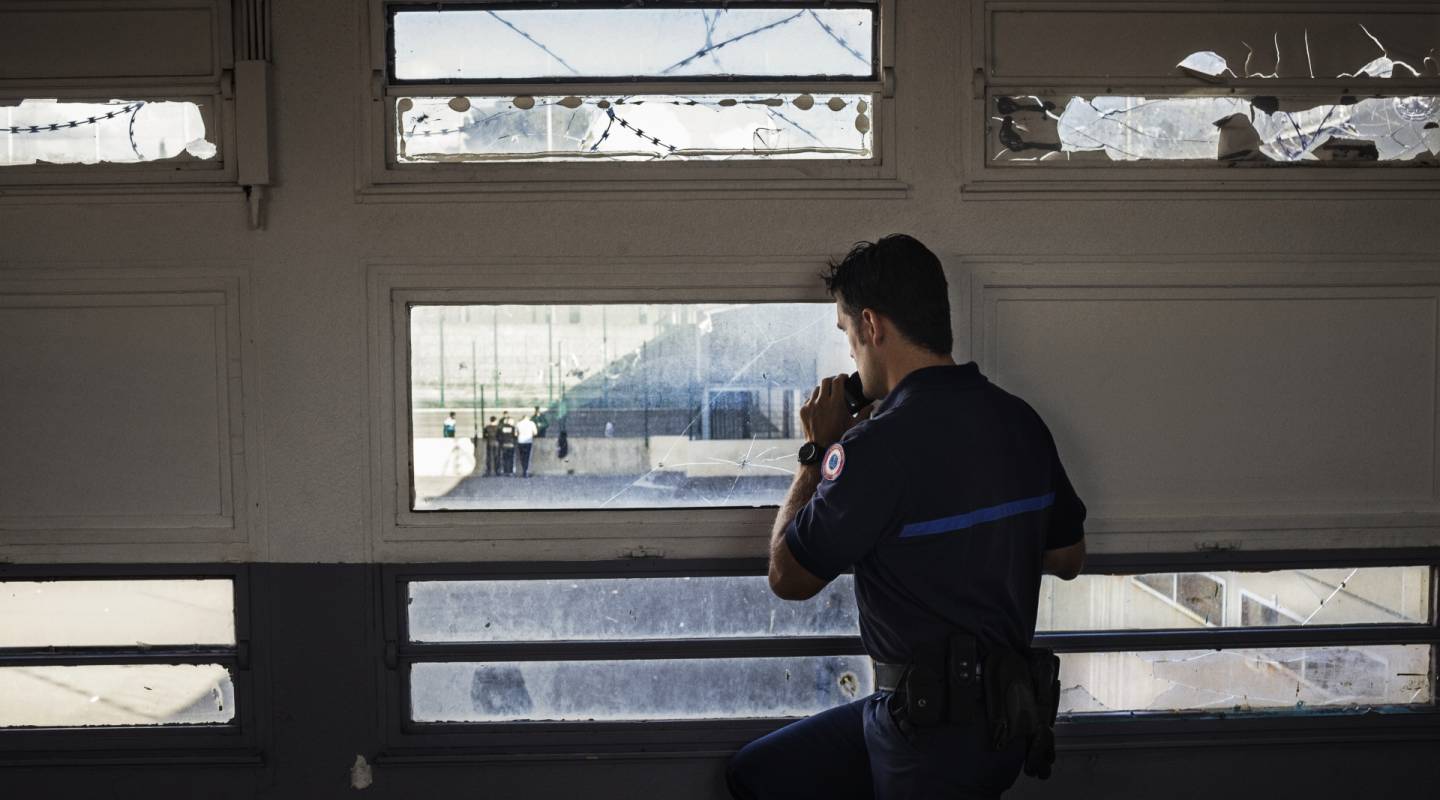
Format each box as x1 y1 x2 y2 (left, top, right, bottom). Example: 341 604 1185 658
899 492 1056 538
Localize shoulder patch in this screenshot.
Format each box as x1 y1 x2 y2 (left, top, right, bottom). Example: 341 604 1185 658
821 443 846 481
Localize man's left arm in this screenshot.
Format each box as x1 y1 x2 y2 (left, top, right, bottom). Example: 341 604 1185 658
769 463 826 600
768 375 888 601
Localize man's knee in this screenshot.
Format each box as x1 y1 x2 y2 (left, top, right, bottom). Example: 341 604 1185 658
725 742 762 800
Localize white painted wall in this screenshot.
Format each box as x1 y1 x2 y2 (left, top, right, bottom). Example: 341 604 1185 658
1 0 1437 563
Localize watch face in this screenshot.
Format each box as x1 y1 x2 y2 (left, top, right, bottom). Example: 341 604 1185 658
798 442 820 464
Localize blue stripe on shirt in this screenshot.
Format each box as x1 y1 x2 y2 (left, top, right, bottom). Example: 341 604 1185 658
899 492 1056 538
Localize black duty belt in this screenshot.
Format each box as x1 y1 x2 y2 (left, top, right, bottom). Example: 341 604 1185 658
873 660 907 693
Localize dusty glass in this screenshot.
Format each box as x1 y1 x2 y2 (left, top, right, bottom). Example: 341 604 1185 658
1037 567 1431 632
0 579 235 647
408 575 859 642
1058 645 1433 714
410 656 873 722
0 664 235 727
2 100 216 167
408 303 852 510
392 7 873 80
395 93 874 162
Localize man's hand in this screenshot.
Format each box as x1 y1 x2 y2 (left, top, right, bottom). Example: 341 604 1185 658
800 373 868 448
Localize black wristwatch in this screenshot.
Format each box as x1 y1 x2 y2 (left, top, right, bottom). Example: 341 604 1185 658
797 441 823 465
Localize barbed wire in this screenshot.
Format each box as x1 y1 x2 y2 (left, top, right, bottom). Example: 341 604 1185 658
806 9 868 65
4 102 143 135
5 101 147 160
663 10 807 74
487 10 579 76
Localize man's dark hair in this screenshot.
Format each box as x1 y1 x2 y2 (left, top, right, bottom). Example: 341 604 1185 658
823 234 952 355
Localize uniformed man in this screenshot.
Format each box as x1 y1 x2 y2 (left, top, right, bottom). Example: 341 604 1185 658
727 234 1087 800
482 416 500 476
497 414 518 476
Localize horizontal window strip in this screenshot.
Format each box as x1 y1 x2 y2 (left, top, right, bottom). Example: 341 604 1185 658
1056 645 1433 715
0 664 236 729
410 655 873 723
394 95 874 164
397 636 868 664
0 578 236 648
0 647 241 668
391 7 876 82
407 575 858 643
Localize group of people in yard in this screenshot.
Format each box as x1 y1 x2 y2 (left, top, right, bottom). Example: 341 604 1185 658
443 408 550 478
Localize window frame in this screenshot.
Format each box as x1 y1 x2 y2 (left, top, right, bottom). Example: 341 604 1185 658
365 256 911 560
0 564 261 764
962 0 1440 197
359 0 905 200
375 550 1440 761
377 558 862 757
0 0 240 196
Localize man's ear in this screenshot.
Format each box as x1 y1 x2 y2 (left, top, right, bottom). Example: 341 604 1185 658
860 308 883 346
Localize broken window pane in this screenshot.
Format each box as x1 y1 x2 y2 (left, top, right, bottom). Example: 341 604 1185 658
988 26 1440 166
410 656 872 722
0 579 235 647
1058 645 1433 714
1 99 217 167
395 93 874 162
408 304 852 510
407 575 858 643
1037 567 1431 632
391 6 874 81
990 93 1440 165
0 664 234 728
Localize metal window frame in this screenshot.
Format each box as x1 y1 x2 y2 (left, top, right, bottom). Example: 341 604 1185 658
359 0 905 200
0 564 262 765
375 549 1440 761
962 0 1440 198
367 271 859 557
0 0 241 196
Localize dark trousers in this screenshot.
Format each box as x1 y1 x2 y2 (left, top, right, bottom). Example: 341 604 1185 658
727 693 1024 800
501 446 515 475
485 443 499 475
517 443 534 477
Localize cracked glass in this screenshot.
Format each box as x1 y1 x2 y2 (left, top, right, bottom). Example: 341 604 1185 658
410 656 873 722
0 579 235 647
392 6 874 80
408 303 851 511
989 26 1439 166
1058 645 1433 714
0 664 235 728
395 93 873 162
389 4 877 162
1 99 216 167
408 575 859 642
1038 567 1430 631
990 93 1439 165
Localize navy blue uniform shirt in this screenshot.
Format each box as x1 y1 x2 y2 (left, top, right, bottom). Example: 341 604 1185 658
784 363 1086 663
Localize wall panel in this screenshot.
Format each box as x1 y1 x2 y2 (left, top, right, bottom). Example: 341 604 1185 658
0 271 260 559
970 258 1440 552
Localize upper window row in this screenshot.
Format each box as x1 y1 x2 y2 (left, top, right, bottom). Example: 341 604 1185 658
4 2 1434 187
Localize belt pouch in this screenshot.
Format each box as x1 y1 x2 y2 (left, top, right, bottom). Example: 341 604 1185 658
983 647 1040 751
900 641 947 728
946 632 982 723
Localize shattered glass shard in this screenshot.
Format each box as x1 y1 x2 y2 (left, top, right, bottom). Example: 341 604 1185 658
993 94 1440 164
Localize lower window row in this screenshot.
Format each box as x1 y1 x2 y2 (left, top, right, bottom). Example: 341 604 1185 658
407 645 1435 724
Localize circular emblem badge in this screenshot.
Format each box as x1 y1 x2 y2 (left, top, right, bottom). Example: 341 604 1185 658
821 443 846 481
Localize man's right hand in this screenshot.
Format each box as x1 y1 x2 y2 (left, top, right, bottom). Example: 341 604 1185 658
800 373 859 448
